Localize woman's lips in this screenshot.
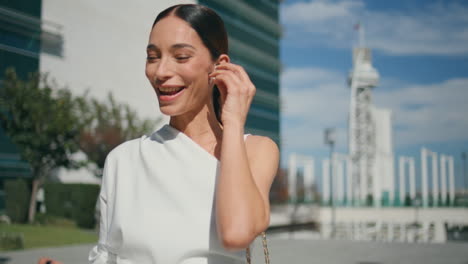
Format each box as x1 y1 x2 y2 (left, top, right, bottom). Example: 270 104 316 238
157 86 186 102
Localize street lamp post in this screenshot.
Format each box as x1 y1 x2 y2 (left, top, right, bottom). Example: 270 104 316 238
413 197 421 242
324 128 336 238
462 152 467 193
413 197 421 225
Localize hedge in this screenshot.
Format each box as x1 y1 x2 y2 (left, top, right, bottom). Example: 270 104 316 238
0 232 24 250
43 183 100 229
5 179 30 223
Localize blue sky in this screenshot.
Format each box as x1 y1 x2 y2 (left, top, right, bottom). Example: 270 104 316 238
279 0 468 189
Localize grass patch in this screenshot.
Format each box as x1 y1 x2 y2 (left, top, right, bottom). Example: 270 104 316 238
0 223 98 251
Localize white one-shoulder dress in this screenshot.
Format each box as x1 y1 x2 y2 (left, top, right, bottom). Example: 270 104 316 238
88 124 249 263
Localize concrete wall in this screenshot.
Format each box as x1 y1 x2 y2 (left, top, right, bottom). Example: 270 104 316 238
40 0 195 120
372 107 395 204
319 207 468 224
40 0 196 183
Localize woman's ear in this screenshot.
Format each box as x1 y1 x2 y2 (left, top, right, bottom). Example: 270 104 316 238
216 54 230 65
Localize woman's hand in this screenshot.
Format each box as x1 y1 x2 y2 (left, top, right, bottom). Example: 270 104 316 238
37 257 63 264
209 62 255 127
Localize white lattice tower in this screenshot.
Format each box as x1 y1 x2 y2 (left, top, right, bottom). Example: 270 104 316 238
348 25 380 205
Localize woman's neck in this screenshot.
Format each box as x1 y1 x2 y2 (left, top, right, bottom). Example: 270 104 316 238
169 104 223 144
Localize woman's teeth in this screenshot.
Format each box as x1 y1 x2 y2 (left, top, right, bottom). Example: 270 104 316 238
159 87 184 95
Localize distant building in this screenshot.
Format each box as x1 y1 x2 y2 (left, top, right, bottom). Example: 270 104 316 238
348 42 395 207
372 106 395 206
199 0 281 144
0 0 40 212
0 0 281 210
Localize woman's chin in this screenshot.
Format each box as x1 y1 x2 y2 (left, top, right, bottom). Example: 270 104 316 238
159 106 176 117
158 104 186 117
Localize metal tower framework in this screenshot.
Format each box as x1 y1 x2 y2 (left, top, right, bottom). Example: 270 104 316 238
348 40 380 205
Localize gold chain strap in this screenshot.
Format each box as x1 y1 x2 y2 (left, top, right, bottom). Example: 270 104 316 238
245 231 270 264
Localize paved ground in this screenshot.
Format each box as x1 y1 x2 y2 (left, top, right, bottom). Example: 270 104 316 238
1 237 468 264
0 244 93 264
254 236 468 264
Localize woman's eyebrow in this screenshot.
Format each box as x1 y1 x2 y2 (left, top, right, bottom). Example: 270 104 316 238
171 43 196 51
147 44 158 51
146 43 196 52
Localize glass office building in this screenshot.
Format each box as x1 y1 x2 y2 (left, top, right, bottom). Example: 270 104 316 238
199 0 281 145
0 0 42 211
0 0 282 210
0 0 42 77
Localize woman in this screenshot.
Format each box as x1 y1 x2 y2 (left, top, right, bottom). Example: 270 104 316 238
89 4 279 263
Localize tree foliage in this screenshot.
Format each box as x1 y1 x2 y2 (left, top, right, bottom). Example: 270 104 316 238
0 68 160 222
76 92 160 174
404 194 412 207
0 68 83 222
5 179 30 223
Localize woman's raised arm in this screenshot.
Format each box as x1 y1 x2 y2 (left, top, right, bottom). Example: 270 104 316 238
211 61 279 250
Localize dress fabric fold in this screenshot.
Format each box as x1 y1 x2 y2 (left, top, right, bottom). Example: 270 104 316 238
88 125 247 264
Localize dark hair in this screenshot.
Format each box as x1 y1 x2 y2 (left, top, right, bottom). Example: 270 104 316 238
152 4 228 123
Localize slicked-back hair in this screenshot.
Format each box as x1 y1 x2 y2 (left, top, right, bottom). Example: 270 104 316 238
152 4 228 123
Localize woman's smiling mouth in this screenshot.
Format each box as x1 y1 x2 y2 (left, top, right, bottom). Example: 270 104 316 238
157 85 186 101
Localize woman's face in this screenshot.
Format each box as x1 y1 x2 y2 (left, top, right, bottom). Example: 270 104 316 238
146 16 215 117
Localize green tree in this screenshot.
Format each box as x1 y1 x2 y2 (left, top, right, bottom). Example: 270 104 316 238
0 68 83 223
5 179 30 223
76 92 161 175
445 193 451 207
404 194 412 207
365 194 373 206
428 194 434 207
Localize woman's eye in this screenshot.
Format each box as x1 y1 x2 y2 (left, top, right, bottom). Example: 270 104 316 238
146 56 159 62
176 56 190 61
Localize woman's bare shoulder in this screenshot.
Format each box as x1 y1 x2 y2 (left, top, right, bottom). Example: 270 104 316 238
244 135 279 201
245 135 279 161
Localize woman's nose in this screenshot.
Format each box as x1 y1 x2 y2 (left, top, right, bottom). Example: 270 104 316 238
155 58 173 80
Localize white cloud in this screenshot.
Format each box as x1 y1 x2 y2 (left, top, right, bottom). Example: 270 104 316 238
282 0 363 23
374 78 468 146
281 67 350 153
281 0 468 55
281 67 342 88
281 67 468 156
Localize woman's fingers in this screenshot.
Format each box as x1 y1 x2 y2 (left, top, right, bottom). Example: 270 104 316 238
214 63 251 84
209 62 256 124
210 62 256 103
211 69 244 95
37 258 63 264
213 63 255 97
210 68 252 92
